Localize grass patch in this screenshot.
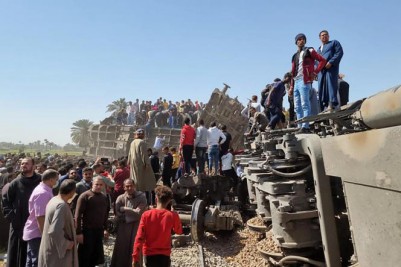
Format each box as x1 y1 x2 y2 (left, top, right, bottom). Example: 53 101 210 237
0 149 83 157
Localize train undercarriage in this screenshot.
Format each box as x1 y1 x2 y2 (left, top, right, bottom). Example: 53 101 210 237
174 85 401 267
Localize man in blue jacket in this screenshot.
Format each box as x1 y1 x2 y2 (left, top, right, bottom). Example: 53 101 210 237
317 30 344 111
265 72 292 130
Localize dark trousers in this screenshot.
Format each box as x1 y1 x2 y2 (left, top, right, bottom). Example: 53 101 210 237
145 255 171 267
182 145 194 174
145 191 155 206
26 238 41 267
162 173 172 187
288 95 295 121
7 227 27 267
78 228 104 267
195 146 207 174
268 107 281 130
222 168 239 188
170 168 178 182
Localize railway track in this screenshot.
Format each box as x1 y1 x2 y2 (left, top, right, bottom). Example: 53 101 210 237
103 216 271 266
198 244 205 267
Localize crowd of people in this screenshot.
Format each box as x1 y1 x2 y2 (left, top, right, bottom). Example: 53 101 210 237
0 117 238 267
0 150 185 267
0 29 352 267
111 98 206 129
242 30 349 134
113 31 350 137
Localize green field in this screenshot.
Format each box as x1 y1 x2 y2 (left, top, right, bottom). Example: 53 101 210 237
0 149 84 157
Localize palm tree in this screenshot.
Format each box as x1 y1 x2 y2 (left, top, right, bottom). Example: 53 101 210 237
48 142 55 150
70 119 94 150
106 98 128 114
44 139 49 150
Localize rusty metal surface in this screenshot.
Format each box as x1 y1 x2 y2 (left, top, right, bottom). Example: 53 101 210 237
88 124 181 158
321 125 401 266
321 126 401 191
199 88 248 150
88 124 135 158
88 86 248 158
360 85 401 129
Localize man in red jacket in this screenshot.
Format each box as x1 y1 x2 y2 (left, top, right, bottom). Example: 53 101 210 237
112 159 130 203
289 33 326 133
132 186 182 267
179 118 196 174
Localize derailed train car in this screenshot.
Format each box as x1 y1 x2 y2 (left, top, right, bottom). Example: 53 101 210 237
87 84 247 158
238 85 401 266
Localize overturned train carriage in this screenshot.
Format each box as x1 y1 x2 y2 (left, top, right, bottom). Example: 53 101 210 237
238 85 401 266
87 125 182 158
87 84 248 158
199 85 248 151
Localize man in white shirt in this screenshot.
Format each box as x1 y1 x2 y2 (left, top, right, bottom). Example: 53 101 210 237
127 101 135 125
241 95 262 118
221 149 239 191
132 99 140 125
207 122 226 175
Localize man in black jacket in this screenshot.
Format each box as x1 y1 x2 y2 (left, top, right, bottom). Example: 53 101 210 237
161 146 173 187
2 157 41 267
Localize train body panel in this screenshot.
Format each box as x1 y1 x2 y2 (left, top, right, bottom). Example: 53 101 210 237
321 125 401 267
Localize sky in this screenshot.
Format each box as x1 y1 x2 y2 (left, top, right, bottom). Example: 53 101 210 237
1 0 400 146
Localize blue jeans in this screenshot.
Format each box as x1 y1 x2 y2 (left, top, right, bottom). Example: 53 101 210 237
168 115 176 128
127 112 134 125
196 146 207 174
26 238 41 267
294 79 312 129
208 145 219 174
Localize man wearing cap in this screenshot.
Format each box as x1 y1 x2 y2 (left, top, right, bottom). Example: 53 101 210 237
128 129 156 204
317 30 343 112
289 33 326 133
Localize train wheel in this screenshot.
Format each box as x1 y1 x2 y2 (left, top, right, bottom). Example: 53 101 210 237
191 198 206 242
